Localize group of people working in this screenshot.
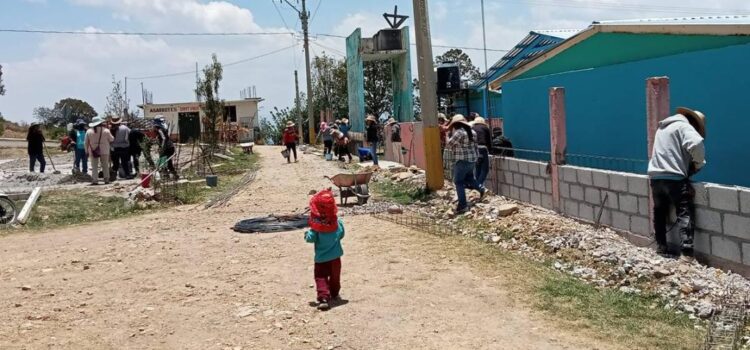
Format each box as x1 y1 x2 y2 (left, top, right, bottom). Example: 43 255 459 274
26 115 178 185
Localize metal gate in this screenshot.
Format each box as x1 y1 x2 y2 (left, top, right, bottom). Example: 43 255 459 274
178 112 200 143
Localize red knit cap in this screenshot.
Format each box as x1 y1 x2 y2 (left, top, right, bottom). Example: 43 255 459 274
309 189 339 232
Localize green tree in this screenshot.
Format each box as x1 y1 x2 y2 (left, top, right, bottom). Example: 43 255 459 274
311 53 348 121
261 93 307 145
105 75 139 120
0 113 5 137
435 48 481 82
364 60 392 119
34 98 98 127
195 54 224 149
0 64 5 96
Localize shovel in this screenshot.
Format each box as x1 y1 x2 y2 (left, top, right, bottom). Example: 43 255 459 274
43 142 61 174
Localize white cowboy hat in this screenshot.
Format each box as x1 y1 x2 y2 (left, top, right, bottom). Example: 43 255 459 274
365 115 377 123
110 116 123 124
89 116 104 128
447 114 471 128
386 118 398 125
286 121 295 128
472 117 487 126
676 107 706 138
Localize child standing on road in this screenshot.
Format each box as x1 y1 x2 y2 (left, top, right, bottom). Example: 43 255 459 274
304 189 345 311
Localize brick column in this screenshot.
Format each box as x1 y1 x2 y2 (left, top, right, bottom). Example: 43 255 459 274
646 77 671 234
549 87 567 212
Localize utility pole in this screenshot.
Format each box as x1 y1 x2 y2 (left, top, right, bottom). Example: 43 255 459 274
141 82 146 106
295 70 303 138
413 0 443 191
280 0 315 144
124 76 128 119
481 0 490 118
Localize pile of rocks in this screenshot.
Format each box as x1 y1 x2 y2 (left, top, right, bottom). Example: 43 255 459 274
372 167 750 321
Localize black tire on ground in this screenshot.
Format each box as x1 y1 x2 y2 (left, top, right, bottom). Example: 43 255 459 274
0 197 17 226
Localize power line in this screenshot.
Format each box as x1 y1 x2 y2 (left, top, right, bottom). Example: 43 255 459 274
310 0 323 24
272 1 294 33
0 29 294 36
129 44 297 80
311 41 345 57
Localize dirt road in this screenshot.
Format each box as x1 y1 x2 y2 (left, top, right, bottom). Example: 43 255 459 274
0 146 616 349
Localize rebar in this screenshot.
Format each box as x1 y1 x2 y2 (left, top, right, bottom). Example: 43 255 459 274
702 283 749 350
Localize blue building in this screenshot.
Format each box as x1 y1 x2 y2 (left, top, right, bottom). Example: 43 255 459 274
489 16 750 187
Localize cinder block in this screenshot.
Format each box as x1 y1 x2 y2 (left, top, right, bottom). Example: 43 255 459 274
694 231 711 254
638 197 649 216
508 159 519 172
740 189 750 214
564 200 579 217
579 203 594 222
724 214 750 240
518 161 529 175
695 207 722 233
619 194 638 214
602 191 619 210
584 187 600 205
743 243 750 266
504 172 513 184
628 176 649 196
530 191 542 206
570 184 584 201
693 183 709 206
510 186 520 200
541 194 553 209
708 185 740 212
520 188 531 203
501 184 511 197
546 180 552 194
577 169 593 186
513 173 524 187
612 211 630 231
599 209 612 226
630 216 650 236
562 167 577 183
609 173 628 192
523 175 535 190
592 171 609 189
540 164 550 178
528 162 541 177
534 178 546 192
711 236 742 263
561 182 570 199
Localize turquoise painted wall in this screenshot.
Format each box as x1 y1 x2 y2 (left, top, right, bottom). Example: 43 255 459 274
502 42 750 186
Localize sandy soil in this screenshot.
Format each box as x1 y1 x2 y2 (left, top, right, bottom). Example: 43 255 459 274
0 146 617 350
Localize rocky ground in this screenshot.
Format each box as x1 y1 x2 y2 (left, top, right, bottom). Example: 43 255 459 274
0 146 621 350
369 165 750 327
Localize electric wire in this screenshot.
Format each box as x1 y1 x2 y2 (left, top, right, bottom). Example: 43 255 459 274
0 29 294 36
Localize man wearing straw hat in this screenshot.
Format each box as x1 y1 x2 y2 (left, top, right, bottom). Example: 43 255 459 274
471 115 492 187
446 114 486 214
648 107 706 258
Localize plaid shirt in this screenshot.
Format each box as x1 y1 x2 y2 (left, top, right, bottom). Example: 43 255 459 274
447 128 478 162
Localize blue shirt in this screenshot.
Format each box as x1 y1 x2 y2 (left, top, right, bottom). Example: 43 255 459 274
304 219 345 263
339 124 351 137
76 130 86 150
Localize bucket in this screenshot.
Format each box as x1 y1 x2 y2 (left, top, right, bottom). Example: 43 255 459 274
206 175 218 187
140 173 151 188
325 153 333 161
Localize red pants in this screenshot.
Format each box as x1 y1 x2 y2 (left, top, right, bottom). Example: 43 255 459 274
314 258 341 302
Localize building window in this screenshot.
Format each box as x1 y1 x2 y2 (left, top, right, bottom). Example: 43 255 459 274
223 105 238 123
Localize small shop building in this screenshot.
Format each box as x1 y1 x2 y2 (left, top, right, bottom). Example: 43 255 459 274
140 98 263 143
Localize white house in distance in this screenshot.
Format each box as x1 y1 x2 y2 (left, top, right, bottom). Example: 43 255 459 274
140 97 263 143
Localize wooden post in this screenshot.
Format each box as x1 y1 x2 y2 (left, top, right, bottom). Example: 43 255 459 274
646 77 671 234
549 87 567 212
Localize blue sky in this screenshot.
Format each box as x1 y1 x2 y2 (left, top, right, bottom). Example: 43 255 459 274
1 0 748 123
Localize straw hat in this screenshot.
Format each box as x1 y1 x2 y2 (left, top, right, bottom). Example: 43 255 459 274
676 107 706 138
341 118 349 124
472 117 487 126
286 121 295 128
365 115 377 124
437 113 447 122
386 118 397 125
89 116 104 128
110 116 122 125
334 119 342 124
447 114 471 128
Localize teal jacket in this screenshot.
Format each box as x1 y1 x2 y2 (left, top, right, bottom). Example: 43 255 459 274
305 219 345 263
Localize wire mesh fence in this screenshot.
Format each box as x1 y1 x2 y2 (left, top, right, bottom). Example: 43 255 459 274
702 284 749 350
372 211 454 236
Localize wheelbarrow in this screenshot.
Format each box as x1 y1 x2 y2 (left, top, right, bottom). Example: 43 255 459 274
324 172 373 205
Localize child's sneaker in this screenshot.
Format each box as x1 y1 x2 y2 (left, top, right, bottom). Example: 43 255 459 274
317 300 330 311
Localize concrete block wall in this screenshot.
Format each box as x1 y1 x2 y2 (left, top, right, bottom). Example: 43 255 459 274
558 165 651 236
487 156 750 273
488 157 554 210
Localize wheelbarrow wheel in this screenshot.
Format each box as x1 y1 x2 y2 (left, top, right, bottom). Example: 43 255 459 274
355 185 370 205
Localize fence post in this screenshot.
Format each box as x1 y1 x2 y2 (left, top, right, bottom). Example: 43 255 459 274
646 77 670 234
549 87 567 212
